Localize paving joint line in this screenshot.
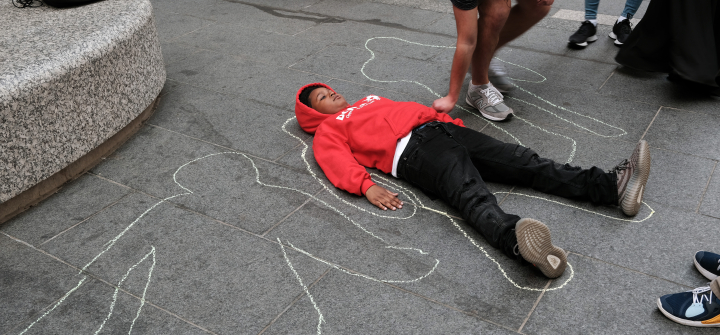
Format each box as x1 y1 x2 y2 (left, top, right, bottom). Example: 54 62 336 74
380 280 523 333
257 267 332 335
695 160 717 213
261 187 325 237
143 124 281 167
517 280 552 333
568 251 699 289
272 138 311 163
640 106 662 140
0 233 93 335
597 68 616 92
0 232 207 335
39 192 133 246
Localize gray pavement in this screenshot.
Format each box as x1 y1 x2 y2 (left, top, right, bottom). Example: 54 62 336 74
2 0 720 334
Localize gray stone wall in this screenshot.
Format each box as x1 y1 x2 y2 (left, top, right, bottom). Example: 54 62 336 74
0 0 166 202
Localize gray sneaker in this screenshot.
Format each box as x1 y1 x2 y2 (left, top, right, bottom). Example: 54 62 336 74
465 83 514 121
489 58 515 92
515 218 567 279
613 140 651 216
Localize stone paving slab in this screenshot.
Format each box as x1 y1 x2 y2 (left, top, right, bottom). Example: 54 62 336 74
644 107 720 161
152 11 215 43
159 41 203 67
90 126 227 199
176 23 333 67
1 174 131 246
266 189 552 329
521 253 718 335
499 81 660 142
291 44 454 98
40 193 329 334
296 19 455 61
165 49 329 108
642 147 716 212
499 195 719 287
0 234 85 333
549 0 650 19
148 82 311 158
10 278 208 335
264 270 518 334
699 171 720 218
507 24 622 64
598 68 720 115
3 0 719 333
303 0 445 31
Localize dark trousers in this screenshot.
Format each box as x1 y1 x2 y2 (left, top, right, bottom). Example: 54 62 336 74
396 122 618 257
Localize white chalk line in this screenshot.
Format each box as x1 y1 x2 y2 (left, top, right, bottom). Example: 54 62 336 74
355 36 643 290
282 117 577 292
278 238 325 335
94 247 156 335
20 151 227 334
496 192 655 223
286 241 440 284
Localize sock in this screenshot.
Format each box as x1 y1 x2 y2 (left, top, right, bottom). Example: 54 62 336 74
617 16 626 23
469 81 490 91
588 19 597 26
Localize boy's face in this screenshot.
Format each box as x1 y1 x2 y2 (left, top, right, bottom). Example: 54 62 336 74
309 87 349 114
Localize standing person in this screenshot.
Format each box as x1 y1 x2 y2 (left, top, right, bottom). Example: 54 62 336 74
568 0 642 48
615 0 720 98
432 0 554 121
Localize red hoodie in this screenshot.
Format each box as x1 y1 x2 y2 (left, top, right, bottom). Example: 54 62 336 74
295 83 464 196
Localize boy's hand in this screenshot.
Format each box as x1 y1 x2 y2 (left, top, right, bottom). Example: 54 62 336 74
432 96 456 114
365 185 403 211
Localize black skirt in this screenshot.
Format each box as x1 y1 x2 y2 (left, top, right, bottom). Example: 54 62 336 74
615 0 720 88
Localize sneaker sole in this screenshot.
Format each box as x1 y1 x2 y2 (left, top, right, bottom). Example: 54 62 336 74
465 96 512 121
621 140 651 216
569 35 598 47
608 32 624 45
657 298 720 327
694 255 719 281
515 218 567 279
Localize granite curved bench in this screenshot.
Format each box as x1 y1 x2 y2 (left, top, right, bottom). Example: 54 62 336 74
0 0 165 223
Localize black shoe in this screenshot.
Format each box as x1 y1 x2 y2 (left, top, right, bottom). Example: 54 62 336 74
568 21 598 48
609 19 632 46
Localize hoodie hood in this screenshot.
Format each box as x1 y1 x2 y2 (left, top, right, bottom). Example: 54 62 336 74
295 82 336 134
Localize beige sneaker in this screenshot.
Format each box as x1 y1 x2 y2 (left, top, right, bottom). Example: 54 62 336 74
465 83 513 121
515 218 567 279
614 140 651 216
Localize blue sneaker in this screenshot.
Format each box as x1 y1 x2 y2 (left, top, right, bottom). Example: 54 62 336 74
695 251 720 280
657 280 720 327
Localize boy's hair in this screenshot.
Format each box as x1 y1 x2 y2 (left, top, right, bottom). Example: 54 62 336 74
299 85 323 108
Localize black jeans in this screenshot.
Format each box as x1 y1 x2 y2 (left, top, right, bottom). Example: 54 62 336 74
396 122 618 257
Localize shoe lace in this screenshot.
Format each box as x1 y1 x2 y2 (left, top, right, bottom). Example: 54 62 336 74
609 159 629 173
481 86 503 106
692 286 714 305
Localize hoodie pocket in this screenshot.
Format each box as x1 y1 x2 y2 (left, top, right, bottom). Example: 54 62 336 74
383 114 415 137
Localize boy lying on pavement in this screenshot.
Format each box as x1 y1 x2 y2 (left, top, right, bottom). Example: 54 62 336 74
295 83 651 279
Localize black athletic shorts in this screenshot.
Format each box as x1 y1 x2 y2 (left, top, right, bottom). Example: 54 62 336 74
450 0 479 10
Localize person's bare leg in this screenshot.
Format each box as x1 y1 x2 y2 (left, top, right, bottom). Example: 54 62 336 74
497 0 553 49
470 0 512 85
